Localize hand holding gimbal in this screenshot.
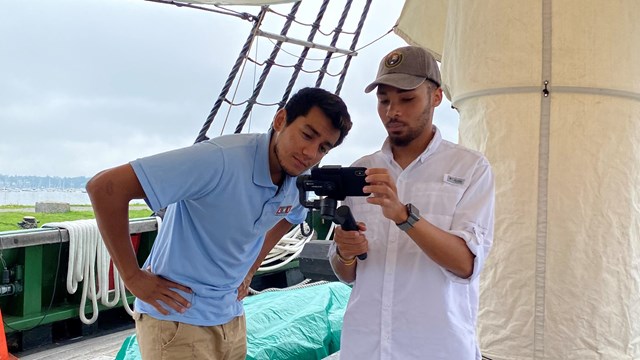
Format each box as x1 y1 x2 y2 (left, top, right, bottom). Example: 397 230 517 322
296 166 369 260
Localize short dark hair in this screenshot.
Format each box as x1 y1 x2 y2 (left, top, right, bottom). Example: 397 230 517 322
284 87 352 147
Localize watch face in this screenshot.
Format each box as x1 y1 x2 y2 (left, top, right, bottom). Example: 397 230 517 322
407 203 420 220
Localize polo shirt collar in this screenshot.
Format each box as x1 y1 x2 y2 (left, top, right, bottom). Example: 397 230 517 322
253 130 297 192
253 131 277 188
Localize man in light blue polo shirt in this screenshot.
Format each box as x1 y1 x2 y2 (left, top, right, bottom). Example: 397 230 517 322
86 87 352 360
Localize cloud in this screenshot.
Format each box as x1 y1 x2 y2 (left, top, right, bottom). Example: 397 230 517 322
0 0 459 177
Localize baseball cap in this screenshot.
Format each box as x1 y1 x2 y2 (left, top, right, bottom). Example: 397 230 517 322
364 46 441 93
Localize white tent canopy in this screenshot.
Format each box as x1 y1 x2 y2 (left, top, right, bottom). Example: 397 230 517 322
397 1 640 359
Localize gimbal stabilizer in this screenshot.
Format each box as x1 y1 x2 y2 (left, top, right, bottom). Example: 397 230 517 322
296 166 369 260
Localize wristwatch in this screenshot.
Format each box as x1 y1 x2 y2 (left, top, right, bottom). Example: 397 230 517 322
396 203 420 231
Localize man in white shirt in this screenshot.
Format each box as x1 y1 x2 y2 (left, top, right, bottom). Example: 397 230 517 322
330 46 495 359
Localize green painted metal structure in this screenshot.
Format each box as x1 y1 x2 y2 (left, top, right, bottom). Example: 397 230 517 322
0 219 157 334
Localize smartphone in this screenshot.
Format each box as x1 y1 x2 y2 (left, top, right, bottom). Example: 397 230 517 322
304 165 369 199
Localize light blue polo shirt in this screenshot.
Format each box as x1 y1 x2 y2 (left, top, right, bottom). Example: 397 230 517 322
130 132 307 326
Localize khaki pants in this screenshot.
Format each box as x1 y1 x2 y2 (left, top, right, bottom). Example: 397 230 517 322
134 312 247 360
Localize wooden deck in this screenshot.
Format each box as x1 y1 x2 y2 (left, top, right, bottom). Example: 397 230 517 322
17 328 135 360
14 327 344 359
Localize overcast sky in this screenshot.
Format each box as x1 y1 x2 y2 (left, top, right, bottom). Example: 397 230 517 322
0 0 459 177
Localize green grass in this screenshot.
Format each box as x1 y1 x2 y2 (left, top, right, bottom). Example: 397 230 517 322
0 204 37 209
0 206 153 232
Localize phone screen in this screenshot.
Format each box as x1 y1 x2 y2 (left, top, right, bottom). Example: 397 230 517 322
310 166 369 198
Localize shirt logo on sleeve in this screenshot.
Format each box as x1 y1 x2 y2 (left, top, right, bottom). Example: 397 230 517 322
276 205 292 215
444 174 466 186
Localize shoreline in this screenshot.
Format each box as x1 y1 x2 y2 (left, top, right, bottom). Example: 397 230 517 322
0 204 151 212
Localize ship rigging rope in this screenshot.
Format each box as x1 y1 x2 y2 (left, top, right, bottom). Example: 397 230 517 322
262 25 393 62
218 7 268 136
217 25 393 117
43 219 134 325
144 0 257 22
266 7 357 37
195 6 269 142
197 0 379 137
234 1 302 134
245 55 346 77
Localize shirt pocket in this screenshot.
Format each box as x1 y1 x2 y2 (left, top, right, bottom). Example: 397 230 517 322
410 182 464 230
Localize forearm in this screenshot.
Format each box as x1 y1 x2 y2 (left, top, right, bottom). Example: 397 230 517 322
249 219 293 274
407 219 475 278
329 251 357 284
86 165 146 282
95 205 140 281
328 223 366 284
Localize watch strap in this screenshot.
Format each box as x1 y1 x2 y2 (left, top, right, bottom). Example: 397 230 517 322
396 203 420 231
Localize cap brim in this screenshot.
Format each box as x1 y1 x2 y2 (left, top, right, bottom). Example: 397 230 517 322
364 73 426 93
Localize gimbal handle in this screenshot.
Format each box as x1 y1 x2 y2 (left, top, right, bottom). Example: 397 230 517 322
334 205 367 260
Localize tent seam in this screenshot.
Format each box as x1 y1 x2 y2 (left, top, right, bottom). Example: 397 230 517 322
535 0 552 358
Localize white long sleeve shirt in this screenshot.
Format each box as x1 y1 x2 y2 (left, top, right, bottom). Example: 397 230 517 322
331 127 495 360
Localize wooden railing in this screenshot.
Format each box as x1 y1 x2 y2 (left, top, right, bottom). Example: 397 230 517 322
0 217 158 250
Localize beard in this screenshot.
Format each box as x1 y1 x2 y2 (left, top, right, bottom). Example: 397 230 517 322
387 107 431 147
273 139 299 177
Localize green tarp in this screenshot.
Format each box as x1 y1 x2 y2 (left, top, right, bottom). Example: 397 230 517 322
115 282 351 360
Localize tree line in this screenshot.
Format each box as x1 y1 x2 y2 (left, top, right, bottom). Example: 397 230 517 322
0 174 90 190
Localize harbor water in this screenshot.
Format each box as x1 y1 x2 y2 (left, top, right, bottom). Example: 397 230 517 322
0 189 146 206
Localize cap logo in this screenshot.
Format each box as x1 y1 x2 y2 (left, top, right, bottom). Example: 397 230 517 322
384 52 403 69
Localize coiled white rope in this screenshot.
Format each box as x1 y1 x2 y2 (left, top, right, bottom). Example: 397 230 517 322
43 217 328 317
43 219 135 324
324 221 336 241
257 222 315 272
245 221 336 295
